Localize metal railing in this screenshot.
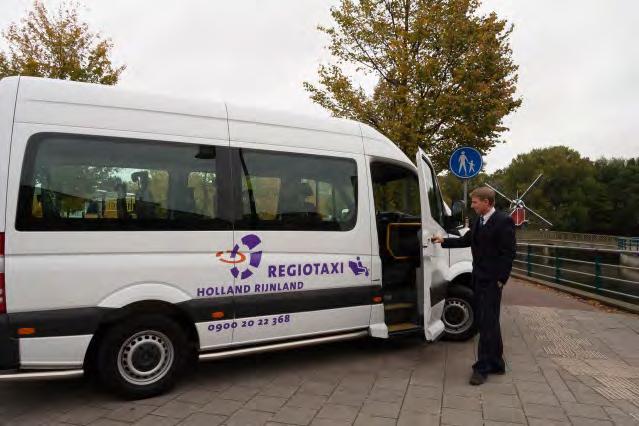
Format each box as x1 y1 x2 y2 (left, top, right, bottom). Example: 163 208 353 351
513 242 639 304
617 237 639 252
517 230 620 247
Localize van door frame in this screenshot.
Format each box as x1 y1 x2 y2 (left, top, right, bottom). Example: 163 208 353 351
416 148 447 341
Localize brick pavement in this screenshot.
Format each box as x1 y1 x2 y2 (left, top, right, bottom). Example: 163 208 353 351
2 280 639 425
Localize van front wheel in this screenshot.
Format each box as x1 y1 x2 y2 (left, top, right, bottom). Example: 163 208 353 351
442 285 477 341
96 314 187 399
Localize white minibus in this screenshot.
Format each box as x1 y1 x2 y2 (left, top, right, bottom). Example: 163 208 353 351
0 77 474 398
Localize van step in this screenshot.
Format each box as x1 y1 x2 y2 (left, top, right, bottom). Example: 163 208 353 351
388 322 421 333
384 303 415 311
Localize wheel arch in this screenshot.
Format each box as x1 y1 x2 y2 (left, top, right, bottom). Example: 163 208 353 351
84 299 199 373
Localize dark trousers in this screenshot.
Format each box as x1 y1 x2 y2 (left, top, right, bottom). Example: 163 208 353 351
472 277 505 375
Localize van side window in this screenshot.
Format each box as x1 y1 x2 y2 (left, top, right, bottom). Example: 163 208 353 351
371 163 420 218
16 134 231 231
234 149 357 231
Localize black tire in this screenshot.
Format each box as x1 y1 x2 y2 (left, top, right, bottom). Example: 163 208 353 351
442 284 477 341
96 314 188 399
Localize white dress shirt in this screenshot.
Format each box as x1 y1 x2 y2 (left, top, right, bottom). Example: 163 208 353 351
481 207 496 225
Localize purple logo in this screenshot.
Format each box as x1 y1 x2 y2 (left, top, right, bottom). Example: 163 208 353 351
348 257 369 277
216 234 262 280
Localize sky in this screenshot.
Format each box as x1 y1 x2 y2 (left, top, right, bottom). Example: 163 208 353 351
1 0 638 173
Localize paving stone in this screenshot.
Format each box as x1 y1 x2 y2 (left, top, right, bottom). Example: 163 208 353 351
133 415 180 426
442 394 481 411
374 377 409 391
440 407 483 426
396 411 440 426
523 403 569 421
568 416 614 425
152 401 201 420
405 385 442 400
200 398 243 416
327 389 367 407
88 420 130 426
526 417 571 425
58 406 111 425
310 419 352 426
561 402 610 420
368 386 406 403
219 385 259 402
271 406 317 425
481 382 518 395
175 389 217 405
359 400 401 418
105 404 157 423
515 380 553 394
244 395 287 413
287 393 328 410
315 404 360 422
400 395 441 415
299 381 336 396
177 412 226 426
259 385 299 398
482 392 522 408
225 409 273 426
353 413 397 426
519 391 560 406
483 405 527 424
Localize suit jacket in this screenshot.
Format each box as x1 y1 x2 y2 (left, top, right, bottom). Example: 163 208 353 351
442 210 516 284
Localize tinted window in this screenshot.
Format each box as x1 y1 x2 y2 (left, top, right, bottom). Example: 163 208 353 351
17 134 231 231
234 149 357 231
371 163 420 218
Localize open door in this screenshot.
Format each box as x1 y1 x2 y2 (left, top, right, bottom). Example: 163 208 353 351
416 149 448 341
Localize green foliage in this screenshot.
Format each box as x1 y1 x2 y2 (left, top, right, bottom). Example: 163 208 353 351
0 1 125 84
305 0 521 170
440 146 639 236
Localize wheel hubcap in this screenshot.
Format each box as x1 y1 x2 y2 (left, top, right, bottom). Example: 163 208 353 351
443 298 473 335
118 330 174 385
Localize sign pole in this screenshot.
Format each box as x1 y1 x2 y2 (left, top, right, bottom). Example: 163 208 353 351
463 179 468 207
463 179 469 227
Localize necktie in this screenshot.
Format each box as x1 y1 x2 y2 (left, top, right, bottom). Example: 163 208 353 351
480 216 485 227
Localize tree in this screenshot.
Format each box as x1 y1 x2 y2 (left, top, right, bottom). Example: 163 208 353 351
0 1 125 84
305 0 521 170
487 146 602 232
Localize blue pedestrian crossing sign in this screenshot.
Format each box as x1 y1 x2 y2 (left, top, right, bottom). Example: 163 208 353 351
449 147 483 179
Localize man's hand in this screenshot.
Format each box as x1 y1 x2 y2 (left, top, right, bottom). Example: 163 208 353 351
431 235 445 244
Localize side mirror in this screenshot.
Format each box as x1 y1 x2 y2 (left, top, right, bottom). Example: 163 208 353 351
447 200 465 230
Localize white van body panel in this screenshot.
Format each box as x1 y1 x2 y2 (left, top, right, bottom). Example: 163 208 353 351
446 260 473 282
15 77 229 141
98 283 191 308
227 104 364 154
360 123 413 167
19 335 91 368
0 77 19 232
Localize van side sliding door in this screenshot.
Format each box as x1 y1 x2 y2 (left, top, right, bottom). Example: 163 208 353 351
226 141 375 346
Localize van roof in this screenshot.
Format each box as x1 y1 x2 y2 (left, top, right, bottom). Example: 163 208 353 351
6 76 413 166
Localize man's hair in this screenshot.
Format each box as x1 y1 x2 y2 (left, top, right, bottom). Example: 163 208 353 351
471 187 496 205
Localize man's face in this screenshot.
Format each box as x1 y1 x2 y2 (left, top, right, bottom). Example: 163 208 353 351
470 196 492 216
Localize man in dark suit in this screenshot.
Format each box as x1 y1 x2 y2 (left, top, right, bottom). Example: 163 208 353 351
432 187 516 385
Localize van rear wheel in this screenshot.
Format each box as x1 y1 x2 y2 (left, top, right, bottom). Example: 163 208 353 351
96 314 187 399
442 285 477 341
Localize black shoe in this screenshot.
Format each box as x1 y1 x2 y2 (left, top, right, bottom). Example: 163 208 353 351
489 367 506 375
469 370 486 386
